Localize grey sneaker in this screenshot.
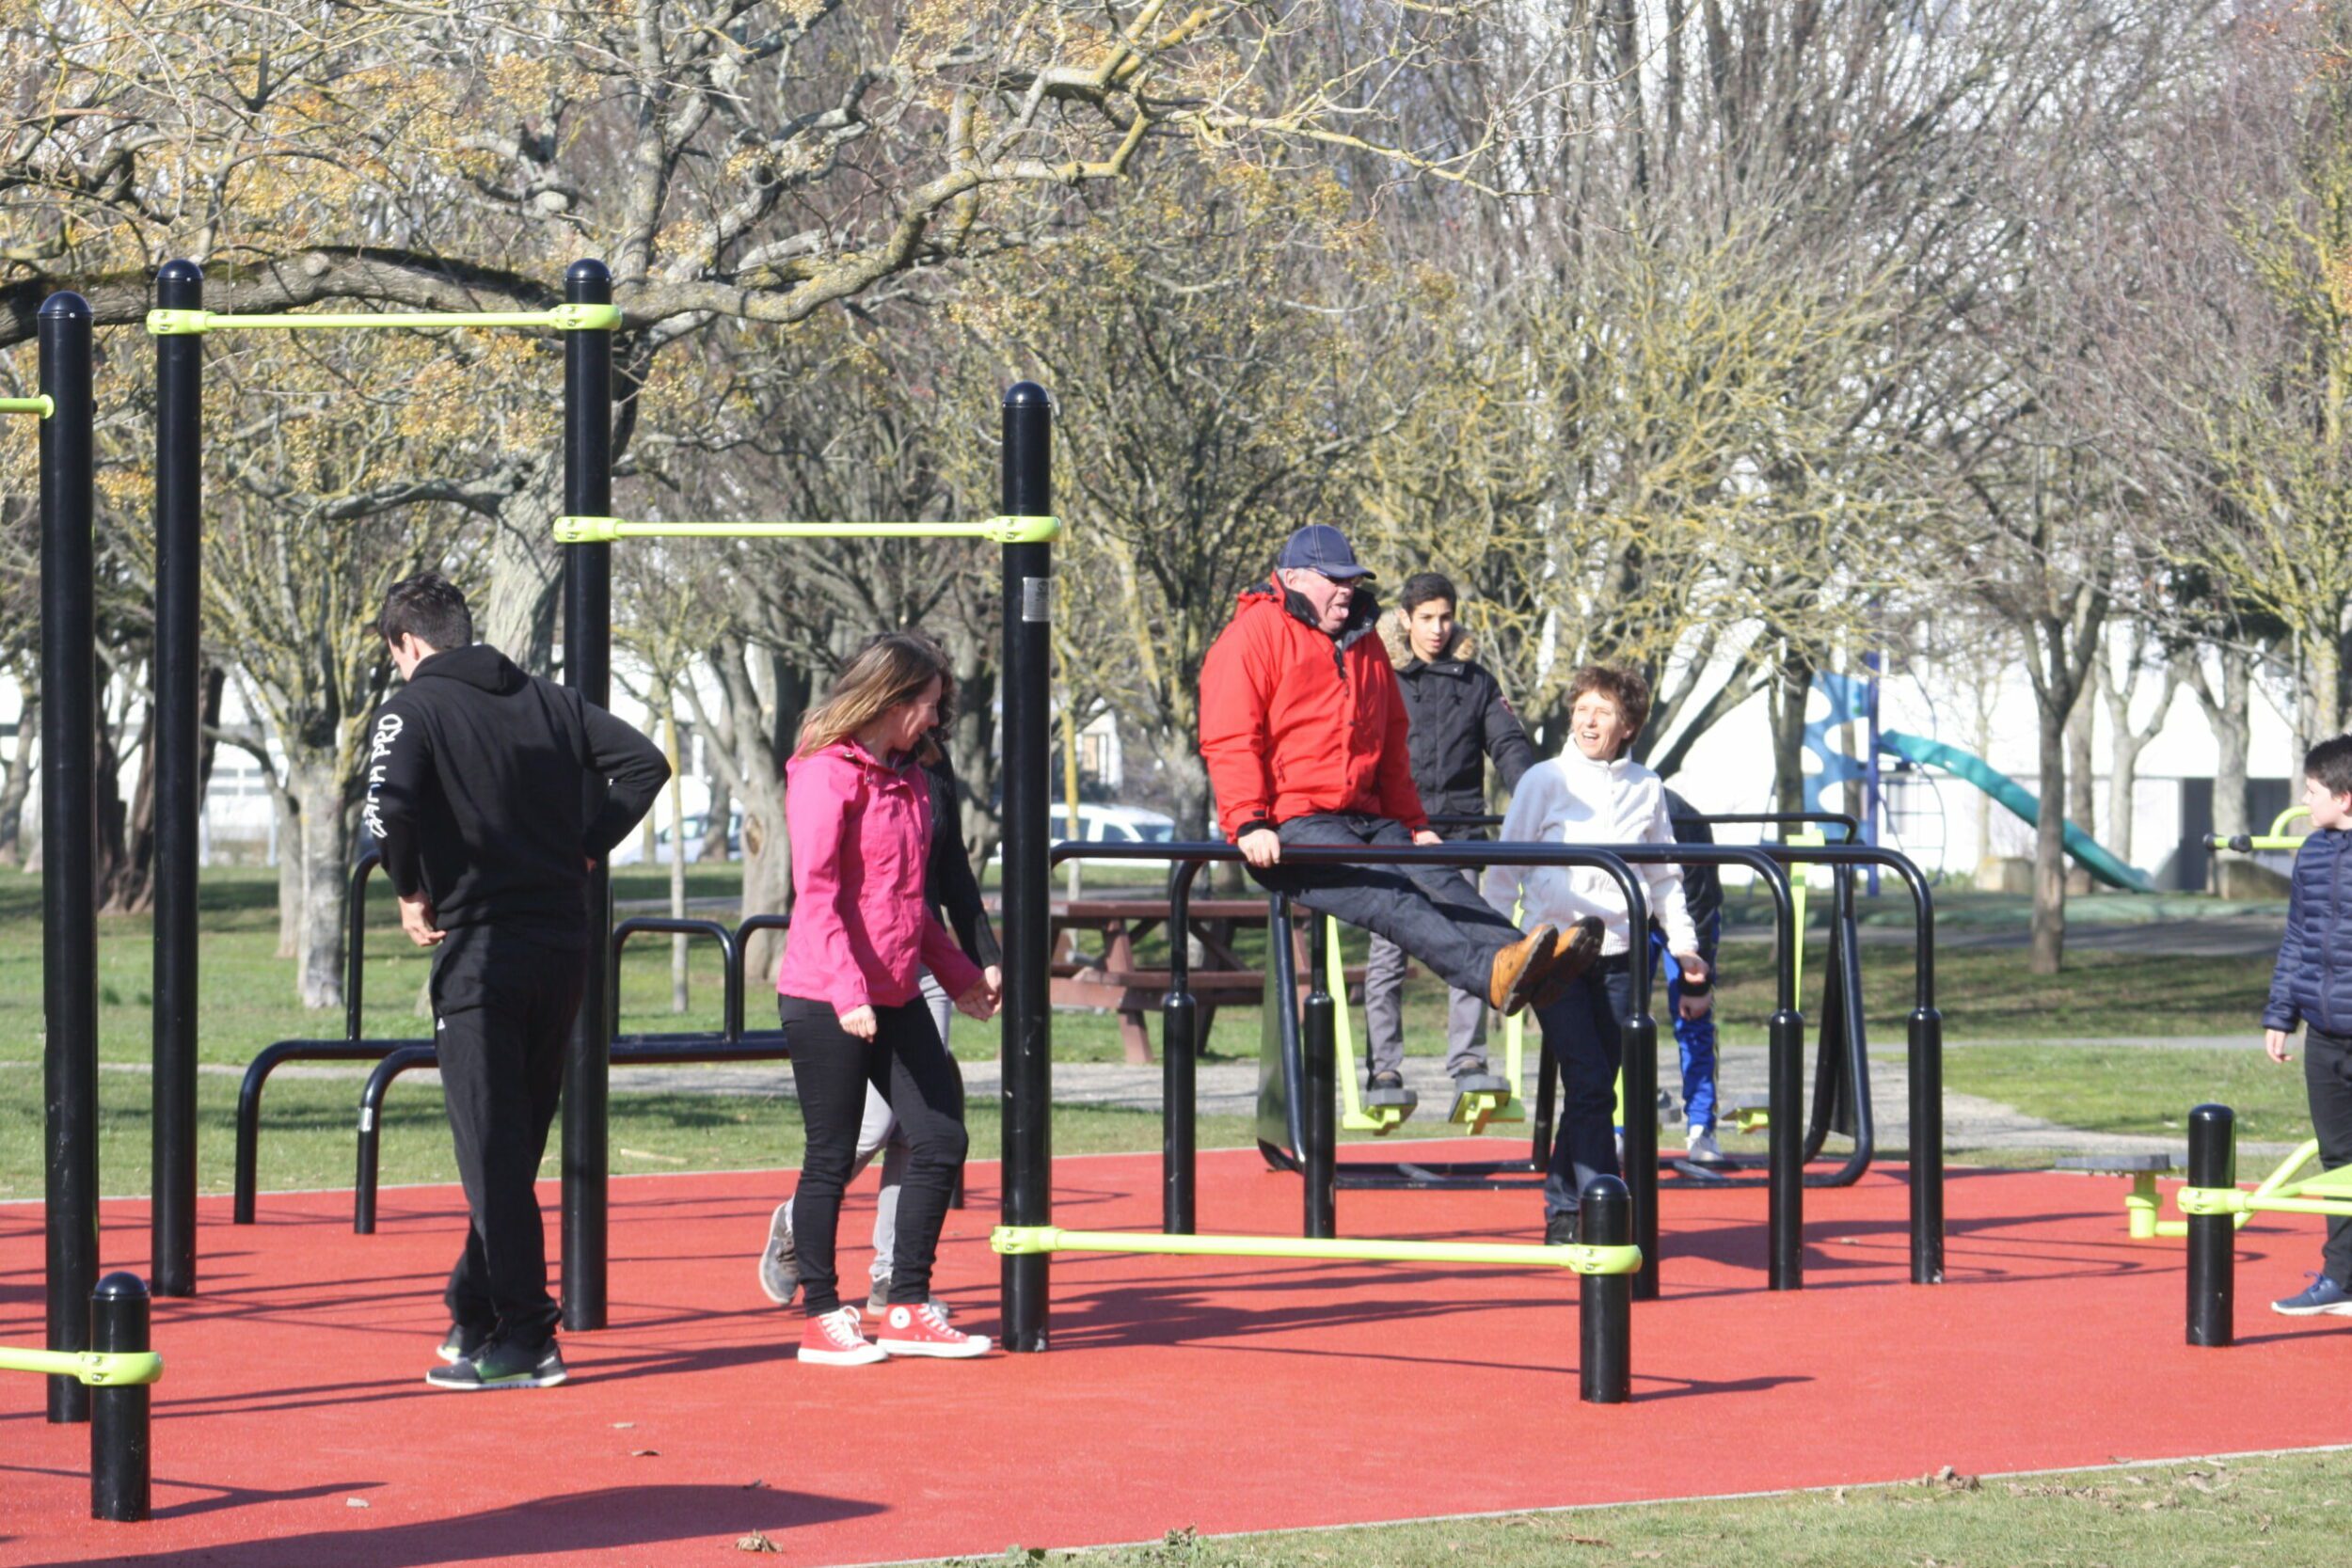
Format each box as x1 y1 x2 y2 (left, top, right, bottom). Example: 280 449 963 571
2271 1272 2352 1316
437 1323 491 1365
758 1202 799 1306
866 1276 950 1321
426 1337 566 1391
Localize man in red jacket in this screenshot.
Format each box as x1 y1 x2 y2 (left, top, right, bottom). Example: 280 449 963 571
1200 525 1583 1018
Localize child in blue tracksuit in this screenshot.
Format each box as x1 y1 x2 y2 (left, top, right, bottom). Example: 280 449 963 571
2263 735 2352 1317
1650 788 1726 1164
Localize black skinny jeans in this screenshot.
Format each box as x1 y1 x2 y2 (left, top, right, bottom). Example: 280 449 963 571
778 994 969 1315
1535 956 1652 1222
2307 1026 2352 1287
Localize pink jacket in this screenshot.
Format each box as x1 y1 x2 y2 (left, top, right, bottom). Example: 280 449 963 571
774 740 983 1015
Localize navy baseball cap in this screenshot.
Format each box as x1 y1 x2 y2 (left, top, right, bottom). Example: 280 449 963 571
1276 524 1375 580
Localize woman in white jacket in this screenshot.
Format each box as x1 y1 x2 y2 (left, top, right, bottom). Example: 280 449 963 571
1484 665 1711 1245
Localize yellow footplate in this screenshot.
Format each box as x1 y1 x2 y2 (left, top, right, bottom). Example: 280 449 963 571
1450 1085 1522 1134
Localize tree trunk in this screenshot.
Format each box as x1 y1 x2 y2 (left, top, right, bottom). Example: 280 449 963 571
2063 680 2095 895
2193 644 2254 847
738 793 791 987
480 462 564 676
269 782 301 956
0 691 39 867
90 686 137 911
696 772 733 862
1768 652 1815 816
2030 699 2068 975
287 755 353 1009
666 704 689 1015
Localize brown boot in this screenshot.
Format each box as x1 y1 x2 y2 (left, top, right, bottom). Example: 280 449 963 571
1486 925 1560 1017
1526 915 1607 1012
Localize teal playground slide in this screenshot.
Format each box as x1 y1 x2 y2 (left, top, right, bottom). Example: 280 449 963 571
1877 729 2155 893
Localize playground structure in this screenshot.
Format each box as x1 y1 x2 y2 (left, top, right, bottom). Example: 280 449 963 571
2180 1103 2352 1345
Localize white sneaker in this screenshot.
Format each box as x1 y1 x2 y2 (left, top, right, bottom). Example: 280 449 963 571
797 1305 886 1367
1686 1127 1727 1164
873 1301 992 1359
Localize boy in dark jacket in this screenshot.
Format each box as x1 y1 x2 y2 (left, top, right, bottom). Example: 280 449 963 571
2264 734 2352 1316
1199 527 1591 1022
1362 572 1536 1089
364 572 669 1387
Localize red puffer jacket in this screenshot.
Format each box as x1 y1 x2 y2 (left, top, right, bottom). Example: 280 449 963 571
1198 578 1428 839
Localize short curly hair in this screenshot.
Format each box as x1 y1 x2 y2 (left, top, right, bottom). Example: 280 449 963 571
1565 664 1650 755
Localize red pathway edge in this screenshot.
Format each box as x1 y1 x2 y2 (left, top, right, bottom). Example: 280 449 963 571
3 1148 2350 1567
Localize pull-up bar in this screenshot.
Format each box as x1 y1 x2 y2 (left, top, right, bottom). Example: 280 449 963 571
146 304 622 335
552 514 1062 545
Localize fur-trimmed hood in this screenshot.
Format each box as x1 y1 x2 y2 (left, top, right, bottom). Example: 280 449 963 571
1382 614 1476 671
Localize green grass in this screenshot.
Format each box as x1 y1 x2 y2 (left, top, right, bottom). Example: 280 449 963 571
910 1448 2352 1568
1930 1044 2313 1148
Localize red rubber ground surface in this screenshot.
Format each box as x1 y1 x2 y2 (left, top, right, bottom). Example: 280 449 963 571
3 1149 2348 1566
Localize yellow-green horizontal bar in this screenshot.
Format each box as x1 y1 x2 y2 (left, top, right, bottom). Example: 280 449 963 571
0 1345 164 1386
555 514 1061 546
147 304 619 336
0 395 51 418
2243 836 2306 851
2179 1184 2352 1220
990 1225 1641 1276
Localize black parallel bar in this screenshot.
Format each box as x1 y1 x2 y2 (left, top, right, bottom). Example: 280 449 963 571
1766 1004 1805 1289
611 918 739 1041
235 1038 418 1223
561 259 614 1333
1301 919 1337 1240
1909 1003 1945 1283
89 1273 151 1522
2186 1102 2234 1347
345 854 378 1042
151 262 202 1299
1162 862 1197 1233
355 1045 438 1233
1617 1006 1660 1286
1578 1176 1632 1404
1000 383 1054 1353
41 292 97 1424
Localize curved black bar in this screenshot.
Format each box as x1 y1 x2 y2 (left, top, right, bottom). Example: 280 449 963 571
235 1037 424 1224
612 917 740 1042
346 852 380 1043
354 1045 438 1233
1746 844 1935 1007
1429 810 1862 843
733 913 791 1038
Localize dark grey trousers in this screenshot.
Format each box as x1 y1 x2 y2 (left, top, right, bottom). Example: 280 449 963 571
1248 813 1523 999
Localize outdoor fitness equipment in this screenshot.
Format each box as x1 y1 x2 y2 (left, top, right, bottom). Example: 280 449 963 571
2178 1104 2352 1346
132 263 1054 1339
10 293 158 1518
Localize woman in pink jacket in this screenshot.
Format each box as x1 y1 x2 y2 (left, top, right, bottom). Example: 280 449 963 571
775 632 998 1366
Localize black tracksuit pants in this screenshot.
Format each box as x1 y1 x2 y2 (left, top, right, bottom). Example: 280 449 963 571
2308 1026 2352 1287
778 994 968 1316
433 925 584 1349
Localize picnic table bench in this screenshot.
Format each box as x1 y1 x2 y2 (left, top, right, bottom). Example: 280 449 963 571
1049 897 1366 1065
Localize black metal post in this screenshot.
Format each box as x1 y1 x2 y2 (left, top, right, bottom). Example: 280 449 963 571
41 292 97 1425
355 1045 438 1233
1302 918 1337 1240
1163 863 1198 1233
1767 1005 1805 1290
1579 1175 1632 1404
345 854 377 1042
1000 381 1054 1352
152 261 203 1299
2186 1101 2234 1347
1619 1006 1661 1301
1909 1005 1945 1283
89 1273 151 1522
560 260 614 1332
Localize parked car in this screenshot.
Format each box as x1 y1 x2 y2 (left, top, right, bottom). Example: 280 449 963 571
611 808 743 865
990 801 1178 867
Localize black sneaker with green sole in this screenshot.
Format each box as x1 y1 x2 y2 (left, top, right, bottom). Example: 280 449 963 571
425 1337 567 1391
437 1323 492 1365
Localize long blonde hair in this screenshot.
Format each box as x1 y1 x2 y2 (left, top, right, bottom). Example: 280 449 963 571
794 631 958 761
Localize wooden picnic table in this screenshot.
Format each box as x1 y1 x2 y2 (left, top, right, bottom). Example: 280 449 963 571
1048 897 1364 1065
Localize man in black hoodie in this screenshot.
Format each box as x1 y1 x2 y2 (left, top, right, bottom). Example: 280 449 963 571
363 572 669 1390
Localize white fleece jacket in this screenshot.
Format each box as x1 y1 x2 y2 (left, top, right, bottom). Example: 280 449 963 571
1480 750 1698 956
